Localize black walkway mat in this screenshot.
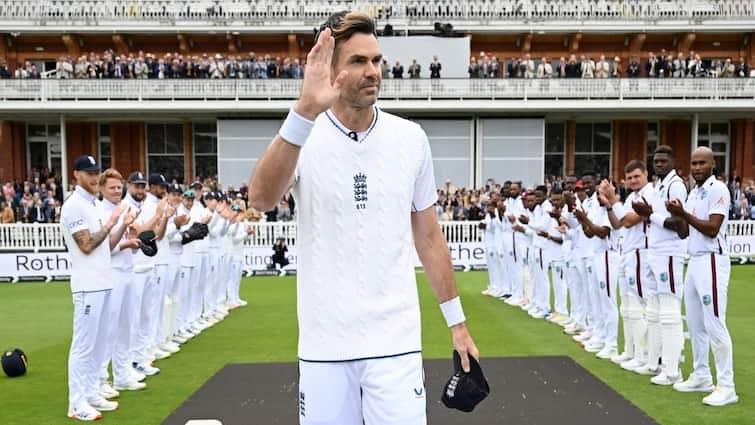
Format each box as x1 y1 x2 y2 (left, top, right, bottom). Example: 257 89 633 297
163 356 658 425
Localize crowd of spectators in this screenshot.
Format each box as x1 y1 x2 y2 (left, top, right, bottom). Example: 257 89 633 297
468 50 751 79
1 169 65 224
0 50 305 80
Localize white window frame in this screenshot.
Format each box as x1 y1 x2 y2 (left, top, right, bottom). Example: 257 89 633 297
697 122 730 176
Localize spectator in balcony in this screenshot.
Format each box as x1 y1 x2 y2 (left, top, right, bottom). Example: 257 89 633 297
133 57 149 78
0 60 10 79
30 198 48 223
626 56 641 77
226 55 240 78
736 57 748 77
254 56 267 79
490 56 501 78
266 55 278 78
580 55 595 78
28 64 41 79
480 56 490 78
537 57 553 78
565 54 580 78
555 56 567 78
690 54 706 77
506 57 518 78
523 54 536 79
381 58 390 79
612 57 622 78
722 58 735 78
14 62 28 79
408 59 421 78
430 55 442 78
673 52 686 78
392 60 404 78
113 57 127 78
646 51 660 77
1 201 14 223
595 54 610 78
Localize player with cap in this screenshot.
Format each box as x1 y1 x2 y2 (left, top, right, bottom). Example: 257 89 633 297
96 168 144 397
173 189 203 342
188 189 213 332
200 191 224 326
61 155 122 420
503 182 526 306
666 147 738 406
123 171 168 376
249 11 478 424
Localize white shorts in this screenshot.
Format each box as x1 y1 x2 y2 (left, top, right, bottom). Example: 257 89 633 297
299 352 426 425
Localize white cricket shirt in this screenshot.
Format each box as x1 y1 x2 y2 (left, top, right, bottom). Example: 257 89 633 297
60 186 113 293
685 175 730 256
620 183 654 253
99 199 134 272
293 107 437 361
648 170 688 256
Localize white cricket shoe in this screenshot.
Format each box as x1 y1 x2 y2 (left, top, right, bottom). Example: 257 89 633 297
160 342 180 353
702 386 739 407
505 297 522 306
611 352 633 365
99 381 120 399
87 396 119 412
651 370 683 386
130 369 146 382
152 348 171 360
633 363 661 376
134 362 160 376
596 346 618 360
114 380 147 391
67 403 102 421
620 358 645 371
573 331 592 342
237 299 248 307
563 324 583 335
584 340 604 353
673 375 715 393
481 288 492 296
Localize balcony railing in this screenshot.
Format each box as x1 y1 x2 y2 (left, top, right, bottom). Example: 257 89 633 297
1 78 754 102
0 0 753 27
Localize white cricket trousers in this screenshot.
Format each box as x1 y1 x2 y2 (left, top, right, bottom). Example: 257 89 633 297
68 289 111 409
150 264 169 348
485 247 500 292
155 262 180 346
100 269 127 383
508 233 524 300
194 253 210 320
299 352 426 425
110 269 138 386
229 254 244 303
685 253 735 389
176 266 195 332
550 260 568 316
132 268 156 364
591 250 620 348
204 251 220 314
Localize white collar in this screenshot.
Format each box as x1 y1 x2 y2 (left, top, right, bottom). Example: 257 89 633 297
74 186 96 204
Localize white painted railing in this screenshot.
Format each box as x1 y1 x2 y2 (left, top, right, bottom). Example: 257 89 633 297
2 78 754 102
0 0 752 24
1 220 752 254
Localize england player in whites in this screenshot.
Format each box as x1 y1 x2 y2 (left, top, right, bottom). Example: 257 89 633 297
249 12 478 424
666 147 738 406
61 156 123 421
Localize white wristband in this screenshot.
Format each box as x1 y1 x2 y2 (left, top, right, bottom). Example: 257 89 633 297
278 108 314 147
440 296 466 327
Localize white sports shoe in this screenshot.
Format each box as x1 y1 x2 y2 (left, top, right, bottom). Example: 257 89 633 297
134 362 160 376
87 396 119 412
237 299 248 307
160 342 180 353
620 358 645 371
596 346 618 360
633 363 661 376
673 375 715 393
130 369 146 382
505 297 522 306
563 324 583 335
584 340 604 353
573 331 592 342
153 348 171 360
702 386 739 407
67 403 102 421
481 288 492 296
651 370 683 386
611 352 633 365
114 380 147 391
99 381 120 399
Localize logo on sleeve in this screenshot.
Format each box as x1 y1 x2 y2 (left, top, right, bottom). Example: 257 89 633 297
628 276 636 285
699 189 707 200
68 219 84 229
702 295 712 306
660 272 669 282
716 196 725 206
353 173 368 211
599 281 606 289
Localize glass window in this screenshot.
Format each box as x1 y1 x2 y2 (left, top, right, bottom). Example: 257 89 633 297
99 123 111 170
193 122 218 180
147 124 185 182
545 122 565 177
574 122 612 178
698 122 729 176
